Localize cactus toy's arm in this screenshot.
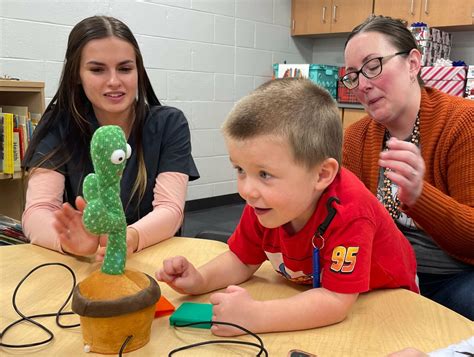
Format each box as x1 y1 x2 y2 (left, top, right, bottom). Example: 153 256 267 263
83 174 109 235
83 173 100 202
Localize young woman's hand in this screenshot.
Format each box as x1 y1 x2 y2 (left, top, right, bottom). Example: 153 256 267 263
156 256 205 295
53 196 100 256
379 137 426 207
95 227 139 262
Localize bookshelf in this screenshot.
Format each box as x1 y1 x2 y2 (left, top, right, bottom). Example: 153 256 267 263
0 80 45 220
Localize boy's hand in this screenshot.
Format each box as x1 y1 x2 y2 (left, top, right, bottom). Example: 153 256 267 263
210 285 261 337
156 256 204 295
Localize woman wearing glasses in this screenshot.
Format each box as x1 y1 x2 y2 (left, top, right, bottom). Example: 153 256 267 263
341 15 473 319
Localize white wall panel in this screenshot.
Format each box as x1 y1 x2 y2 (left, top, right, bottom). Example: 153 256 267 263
0 0 314 200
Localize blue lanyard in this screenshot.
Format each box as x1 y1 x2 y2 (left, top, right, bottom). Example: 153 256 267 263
312 245 321 288
312 196 339 288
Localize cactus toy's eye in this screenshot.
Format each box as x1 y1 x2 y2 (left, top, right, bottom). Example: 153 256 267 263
110 149 126 164
126 143 132 159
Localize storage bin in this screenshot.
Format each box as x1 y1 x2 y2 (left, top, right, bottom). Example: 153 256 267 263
273 63 339 99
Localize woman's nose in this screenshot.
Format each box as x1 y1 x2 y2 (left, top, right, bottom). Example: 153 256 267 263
357 74 372 92
107 71 119 86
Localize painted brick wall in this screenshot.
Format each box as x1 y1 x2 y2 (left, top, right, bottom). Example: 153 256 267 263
0 0 313 200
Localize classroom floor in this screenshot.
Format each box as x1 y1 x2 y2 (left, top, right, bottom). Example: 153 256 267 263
181 203 245 243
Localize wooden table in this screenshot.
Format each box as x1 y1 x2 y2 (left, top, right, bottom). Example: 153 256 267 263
1 238 473 356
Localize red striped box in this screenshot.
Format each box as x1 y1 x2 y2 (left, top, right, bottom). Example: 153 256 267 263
420 66 467 97
337 67 360 103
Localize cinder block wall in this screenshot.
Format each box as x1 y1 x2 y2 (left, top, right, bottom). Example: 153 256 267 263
0 0 313 201
311 31 474 66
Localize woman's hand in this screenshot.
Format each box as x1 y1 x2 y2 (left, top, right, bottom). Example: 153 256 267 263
379 137 426 208
95 227 139 262
53 196 100 256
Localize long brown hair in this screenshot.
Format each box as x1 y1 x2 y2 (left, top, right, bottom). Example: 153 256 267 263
23 15 160 205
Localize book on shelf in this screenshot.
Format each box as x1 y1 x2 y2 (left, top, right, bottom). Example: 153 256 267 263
0 214 28 245
0 105 41 175
13 128 21 172
1 105 29 118
0 114 3 171
1 112 14 174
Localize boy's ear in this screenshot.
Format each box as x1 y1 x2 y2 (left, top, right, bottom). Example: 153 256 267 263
314 158 339 191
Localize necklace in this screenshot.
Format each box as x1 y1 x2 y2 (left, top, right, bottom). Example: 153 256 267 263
382 114 420 220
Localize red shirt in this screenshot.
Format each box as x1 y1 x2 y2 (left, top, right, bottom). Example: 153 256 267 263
228 168 419 294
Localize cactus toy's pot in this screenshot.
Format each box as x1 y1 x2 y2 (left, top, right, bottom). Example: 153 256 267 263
72 269 161 354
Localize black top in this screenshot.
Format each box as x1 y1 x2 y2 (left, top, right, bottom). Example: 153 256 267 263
24 105 199 224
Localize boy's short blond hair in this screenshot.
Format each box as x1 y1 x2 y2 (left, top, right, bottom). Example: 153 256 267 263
222 78 342 168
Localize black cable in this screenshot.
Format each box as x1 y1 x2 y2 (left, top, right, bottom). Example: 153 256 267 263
169 321 268 356
2 264 269 356
119 335 133 356
0 262 79 349
169 340 267 355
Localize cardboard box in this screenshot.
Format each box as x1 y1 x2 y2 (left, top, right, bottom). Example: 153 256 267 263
410 26 432 41
467 65 474 79
442 31 452 46
421 66 467 97
441 45 451 60
411 26 452 65
431 28 442 43
421 66 466 81
424 80 466 97
418 40 433 66
465 78 474 99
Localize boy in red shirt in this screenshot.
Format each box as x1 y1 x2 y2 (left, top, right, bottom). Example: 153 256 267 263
156 78 418 336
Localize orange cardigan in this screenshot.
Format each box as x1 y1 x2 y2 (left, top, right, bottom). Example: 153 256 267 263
343 87 474 265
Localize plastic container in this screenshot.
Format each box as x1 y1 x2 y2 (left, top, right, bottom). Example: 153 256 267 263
273 63 339 99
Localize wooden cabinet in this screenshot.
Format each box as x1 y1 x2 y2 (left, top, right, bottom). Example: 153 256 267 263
337 106 366 132
330 0 375 33
292 0 374 35
373 0 420 24
374 0 474 28
342 108 366 131
292 0 473 36
0 80 45 220
292 0 330 35
420 0 474 28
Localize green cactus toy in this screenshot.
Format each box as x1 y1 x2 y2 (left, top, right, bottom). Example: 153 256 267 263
72 125 160 354
82 125 131 275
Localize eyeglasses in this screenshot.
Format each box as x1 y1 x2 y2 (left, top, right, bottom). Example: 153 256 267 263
340 51 410 90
